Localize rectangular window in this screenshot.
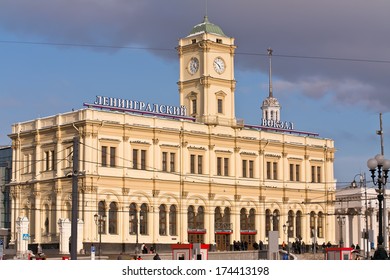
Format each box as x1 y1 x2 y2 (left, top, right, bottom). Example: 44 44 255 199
217 99 223 114
190 155 196 174
273 162 278 180
289 164 294 181
141 150 146 170
110 147 116 167
224 158 229 176
162 152 167 172
296 164 300 181
45 151 50 171
170 153 175 172
51 150 56 171
242 160 247 178
217 157 222 176
192 99 197 115
216 38 222 44
133 149 138 169
249 160 254 178
266 162 271 179
198 155 203 174
101 146 116 168
102 146 107 167
317 166 321 183
311 166 316 182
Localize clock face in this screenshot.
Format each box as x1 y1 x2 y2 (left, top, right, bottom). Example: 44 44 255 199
188 57 199 74
213 57 225 74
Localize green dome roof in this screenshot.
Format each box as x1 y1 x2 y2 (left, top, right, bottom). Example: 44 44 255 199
188 16 226 37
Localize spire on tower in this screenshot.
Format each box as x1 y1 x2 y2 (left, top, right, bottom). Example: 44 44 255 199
267 48 273 98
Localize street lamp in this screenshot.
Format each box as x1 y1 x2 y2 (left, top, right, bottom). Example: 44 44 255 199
367 154 390 259
130 214 143 254
387 221 390 251
283 221 293 259
351 173 370 259
336 214 345 247
94 213 106 260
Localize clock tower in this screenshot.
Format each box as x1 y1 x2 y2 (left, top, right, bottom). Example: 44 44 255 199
177 16 240 127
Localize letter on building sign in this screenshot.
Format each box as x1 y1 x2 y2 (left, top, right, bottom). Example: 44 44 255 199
94 95 103 105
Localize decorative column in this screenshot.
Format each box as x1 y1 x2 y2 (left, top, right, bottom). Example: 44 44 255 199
58 218 71 255
33 190 41 244
77 219 84 253
16 216 29 257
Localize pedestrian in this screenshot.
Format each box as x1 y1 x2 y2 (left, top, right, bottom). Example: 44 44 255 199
355 244 360 251
153 253 161 260
141 243 148 254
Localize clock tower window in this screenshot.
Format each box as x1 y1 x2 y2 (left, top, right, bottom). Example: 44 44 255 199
217 99 223 114
192 99 197 115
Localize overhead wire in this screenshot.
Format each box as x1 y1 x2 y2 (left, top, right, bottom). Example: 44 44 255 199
1 39 390 65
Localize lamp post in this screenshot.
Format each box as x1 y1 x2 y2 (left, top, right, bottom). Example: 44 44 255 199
367 154 390 259
351 173 369 258
94 213 106 260
131 214 143 254
337 214 345 247
283 221 292 259
387 221 390 251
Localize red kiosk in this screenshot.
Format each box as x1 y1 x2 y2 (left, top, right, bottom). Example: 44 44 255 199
325 247 353 260
171 243 209 260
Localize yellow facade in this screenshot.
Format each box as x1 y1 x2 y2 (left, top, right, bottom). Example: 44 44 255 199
9 109 336 251
8 17 336 253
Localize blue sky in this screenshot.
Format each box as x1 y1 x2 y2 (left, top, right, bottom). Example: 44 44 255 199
1 0 390 187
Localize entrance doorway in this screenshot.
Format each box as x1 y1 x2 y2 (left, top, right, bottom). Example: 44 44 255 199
240 234 255 250
215 234 231 251
188 234 204 244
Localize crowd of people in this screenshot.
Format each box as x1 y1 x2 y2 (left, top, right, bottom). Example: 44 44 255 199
232 240 264 251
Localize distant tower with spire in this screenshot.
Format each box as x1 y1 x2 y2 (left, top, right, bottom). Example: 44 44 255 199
261 48 281 125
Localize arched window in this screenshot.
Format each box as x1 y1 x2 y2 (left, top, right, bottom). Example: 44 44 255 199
272 209 280 232
317 212 324 238
214 207 222 230
108 202 118 234
265 209 271 237
159 204 167 235
188 205 195 229
310 211 316 238
169 205 177 236
240 208 248 230
288 210 294 238
140 203 148 235
296 211 302 239
129 203 137 235
98 200 106 234
196 206 204 229
249 208 256 230
223 207 231 224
